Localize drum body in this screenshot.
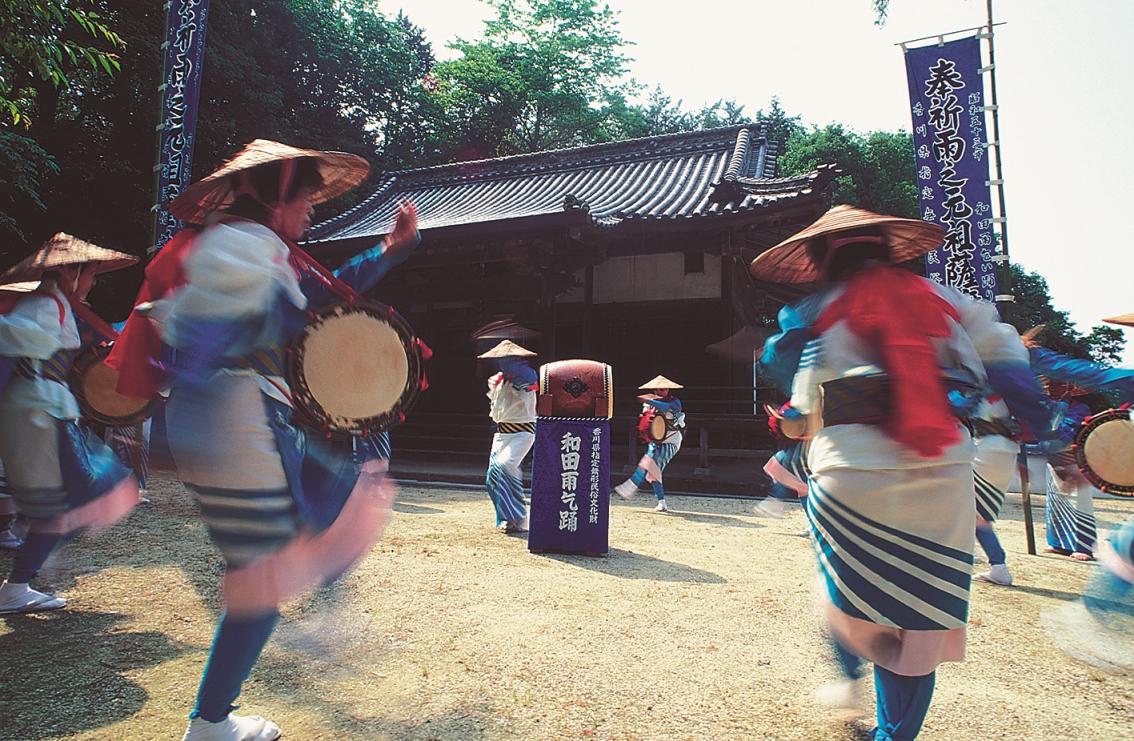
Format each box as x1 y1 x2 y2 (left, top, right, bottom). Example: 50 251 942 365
287 300 426 436
647 413 667 442
70 345 154 427
1073 408 1134 496
537 360 613 418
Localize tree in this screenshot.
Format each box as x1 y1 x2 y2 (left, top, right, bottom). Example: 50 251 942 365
0 0 123 128
871 0 891 26
425 0 639 159
1007 263 1125 365
777 124 918 217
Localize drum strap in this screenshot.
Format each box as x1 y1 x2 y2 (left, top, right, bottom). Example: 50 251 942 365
496 422 536 435
282 238 363 303
58 284 118 342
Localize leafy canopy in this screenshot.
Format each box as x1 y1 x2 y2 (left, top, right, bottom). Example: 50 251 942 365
0 0 123 127
427 0 638 158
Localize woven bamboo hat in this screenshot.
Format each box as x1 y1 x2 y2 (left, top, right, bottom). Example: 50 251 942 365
1103 314 1134 328
639 375 682 390
749 205 946 283
0 233 137 285
170 139 370 225
478 340 536 359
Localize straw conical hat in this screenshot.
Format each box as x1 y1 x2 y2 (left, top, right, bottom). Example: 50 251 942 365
170 139 370 224
478 340 536 359
1103 314 1134 328
749 205 946 283
0 233 137 285
639 375 682 390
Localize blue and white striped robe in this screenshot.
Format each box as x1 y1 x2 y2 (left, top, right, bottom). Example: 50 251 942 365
161 220 411 569
776 280 1040 676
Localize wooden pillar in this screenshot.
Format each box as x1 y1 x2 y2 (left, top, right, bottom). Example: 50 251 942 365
539 268 557 358
582 263 594 356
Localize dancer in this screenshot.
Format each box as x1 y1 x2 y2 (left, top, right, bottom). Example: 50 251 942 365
1041 379 1096 560
755 438 810 518
1044 515 1134 673
614 376 685 512
110 140 419 741
752 205 1059 740
969 395 1021 586
0 234 141 614
479 340 537 533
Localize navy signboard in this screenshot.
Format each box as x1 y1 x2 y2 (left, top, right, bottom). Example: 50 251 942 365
905 36 998 302
155 0 211 249
529 418 610 555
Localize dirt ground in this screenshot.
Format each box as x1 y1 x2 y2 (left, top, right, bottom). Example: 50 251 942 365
1 473 1132 741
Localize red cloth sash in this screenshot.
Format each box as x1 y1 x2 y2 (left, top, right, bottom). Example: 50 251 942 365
105 227 202 399
811 265 961 458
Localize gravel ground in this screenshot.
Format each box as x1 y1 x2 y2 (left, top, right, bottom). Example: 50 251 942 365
1 473 1132 741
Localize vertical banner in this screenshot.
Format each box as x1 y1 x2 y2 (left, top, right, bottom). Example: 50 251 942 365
154 0 211 250
905 36 998 302
529 418 610 555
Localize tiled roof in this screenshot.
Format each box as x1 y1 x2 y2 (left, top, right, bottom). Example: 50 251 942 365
306 124 837 247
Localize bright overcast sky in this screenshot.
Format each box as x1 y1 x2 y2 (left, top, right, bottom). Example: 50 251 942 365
390 0 1134 363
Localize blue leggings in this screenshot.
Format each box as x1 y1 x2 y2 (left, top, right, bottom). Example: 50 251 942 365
629 468 665 500
873 667 935 741
192 609 279 722
975 522 1006 566
8 531 64 584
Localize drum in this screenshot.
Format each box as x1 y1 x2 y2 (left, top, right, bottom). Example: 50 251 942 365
70 345 154 427
537 359 613 418
646 413 667 442
287 300 427 436
1072 408 1134 496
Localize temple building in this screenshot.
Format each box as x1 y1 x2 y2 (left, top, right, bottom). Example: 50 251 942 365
305 124 838 489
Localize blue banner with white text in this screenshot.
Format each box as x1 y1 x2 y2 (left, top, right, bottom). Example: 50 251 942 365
529 418 609 555
155 0 211 250
905 36 998 302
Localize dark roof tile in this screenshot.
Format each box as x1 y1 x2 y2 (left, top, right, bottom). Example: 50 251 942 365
306 124 835 246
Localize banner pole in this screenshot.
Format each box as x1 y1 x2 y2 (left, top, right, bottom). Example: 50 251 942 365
984 0 1013 317
1018 443 1036 555
150 1 173 252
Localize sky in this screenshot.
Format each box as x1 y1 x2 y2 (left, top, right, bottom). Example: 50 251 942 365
390 0 1134 363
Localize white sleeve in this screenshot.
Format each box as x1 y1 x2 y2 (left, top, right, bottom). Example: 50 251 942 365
172 222 306 320
0 294 67 359
934 283 1028 366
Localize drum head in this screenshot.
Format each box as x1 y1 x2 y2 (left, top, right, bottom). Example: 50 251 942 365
71 346 153 426
289 301 424 435
649 414 667 442
1075 409 1134 495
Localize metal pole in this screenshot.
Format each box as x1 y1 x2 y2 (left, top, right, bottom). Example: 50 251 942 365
984 0 1013 314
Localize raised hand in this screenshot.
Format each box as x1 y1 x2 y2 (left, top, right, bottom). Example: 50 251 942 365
385 200 419 259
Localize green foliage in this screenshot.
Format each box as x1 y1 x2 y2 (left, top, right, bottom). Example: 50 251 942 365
1006 263 1125 365
0 0 123 127
872 0 890 26
777 124 918 217
426 0 638 158
0 131 57 253
1084 326 1126 366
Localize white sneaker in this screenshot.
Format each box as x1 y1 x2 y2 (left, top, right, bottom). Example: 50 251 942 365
613 480 638 500
654 500 668 512
182 714 281 741
973 563 1013 586
0 528 23 550
813 678 862 713
0 581 66 614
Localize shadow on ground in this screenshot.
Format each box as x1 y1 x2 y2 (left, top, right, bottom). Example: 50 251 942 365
535 547 726 584
0 610 190 741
